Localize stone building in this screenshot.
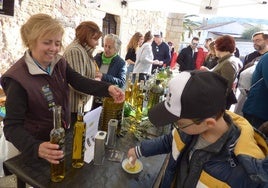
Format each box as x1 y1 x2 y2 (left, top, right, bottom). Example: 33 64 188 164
0 0 185 74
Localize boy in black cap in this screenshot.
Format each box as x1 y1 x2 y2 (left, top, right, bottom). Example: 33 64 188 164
127 70 268 188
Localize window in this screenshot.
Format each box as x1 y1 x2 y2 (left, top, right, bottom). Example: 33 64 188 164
102 13 117 45
0 0 15 16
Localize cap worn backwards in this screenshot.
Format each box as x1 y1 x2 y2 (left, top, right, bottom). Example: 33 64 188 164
148 70 228 126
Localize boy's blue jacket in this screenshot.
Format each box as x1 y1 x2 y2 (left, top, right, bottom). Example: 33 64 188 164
136 111 268 187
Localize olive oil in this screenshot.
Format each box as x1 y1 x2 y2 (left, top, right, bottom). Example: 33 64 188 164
130 73 139 106
147 80 164 111
72 102 86 168
50 105 65 182
100 97 124 133
134 80 144 122
125 73 133 103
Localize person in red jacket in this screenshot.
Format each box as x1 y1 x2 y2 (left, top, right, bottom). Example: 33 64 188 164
168 41 178 69
195 38 213 69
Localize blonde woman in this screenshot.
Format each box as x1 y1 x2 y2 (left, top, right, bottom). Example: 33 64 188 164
1 14 124 163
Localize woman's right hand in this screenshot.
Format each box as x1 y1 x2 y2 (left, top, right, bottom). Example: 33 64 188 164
38 142 64 164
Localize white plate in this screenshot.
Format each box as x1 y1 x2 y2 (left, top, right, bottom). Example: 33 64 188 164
121 158 143 174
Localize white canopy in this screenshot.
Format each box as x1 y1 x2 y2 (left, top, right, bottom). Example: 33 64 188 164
127 0 268 19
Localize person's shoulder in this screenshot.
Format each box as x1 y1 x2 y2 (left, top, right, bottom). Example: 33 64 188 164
247 51 261 59
161 41 169 47
180 46 190 53
94 52 102 59
142 42 151 48
261 51 268 59
114 55 126 64
64 40 83 51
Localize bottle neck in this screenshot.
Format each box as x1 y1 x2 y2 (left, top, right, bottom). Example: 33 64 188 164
77 114 84 121
76 102 84 122
53 105 62 129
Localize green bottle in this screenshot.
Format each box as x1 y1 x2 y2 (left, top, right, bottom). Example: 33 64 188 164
147 80 164 111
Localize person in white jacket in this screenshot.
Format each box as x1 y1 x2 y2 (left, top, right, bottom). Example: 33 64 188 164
133 31 162 82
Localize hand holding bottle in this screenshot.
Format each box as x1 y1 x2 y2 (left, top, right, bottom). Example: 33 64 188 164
152 60 159 65
38 142 64 164
95 71 103 80
108 85 125 103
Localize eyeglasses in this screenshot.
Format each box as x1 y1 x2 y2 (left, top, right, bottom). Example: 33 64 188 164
173 119 203 130
192 42 198 46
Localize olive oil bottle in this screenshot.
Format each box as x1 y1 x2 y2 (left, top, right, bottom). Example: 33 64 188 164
72 102 86 168
135 80 144 123
125 73 133 103
147 80 164 111
130 73 139 106
50 105 65 182
100 97 124 133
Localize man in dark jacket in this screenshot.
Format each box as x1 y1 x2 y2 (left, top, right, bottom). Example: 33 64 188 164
151 31 171 73
177 37 199 71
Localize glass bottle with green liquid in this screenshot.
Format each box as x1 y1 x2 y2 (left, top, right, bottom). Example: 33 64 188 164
147 79 164 111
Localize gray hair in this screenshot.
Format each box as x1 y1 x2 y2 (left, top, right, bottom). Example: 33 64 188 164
104 33 122 53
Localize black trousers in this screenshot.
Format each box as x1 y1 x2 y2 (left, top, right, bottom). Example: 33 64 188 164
132 73 149 83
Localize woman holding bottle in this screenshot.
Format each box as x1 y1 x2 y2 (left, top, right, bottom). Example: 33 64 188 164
1 14 124 164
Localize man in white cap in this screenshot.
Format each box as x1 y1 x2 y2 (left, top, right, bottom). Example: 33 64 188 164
151 31 171 73
127 70 268 188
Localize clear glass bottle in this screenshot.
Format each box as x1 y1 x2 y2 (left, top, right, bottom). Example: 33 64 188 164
50 105 65 182
130 73 139 106
72 102 86 168
135 80 144 123
147 80 164 111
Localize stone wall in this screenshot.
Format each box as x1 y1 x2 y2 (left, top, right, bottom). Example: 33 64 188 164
0 0 184 74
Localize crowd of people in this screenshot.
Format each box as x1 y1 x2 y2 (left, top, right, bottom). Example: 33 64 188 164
0 13 267 188
177 33 268 133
